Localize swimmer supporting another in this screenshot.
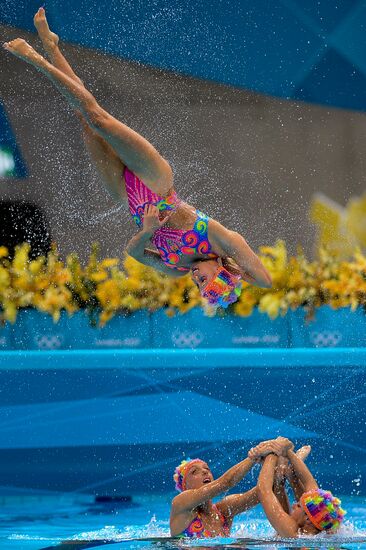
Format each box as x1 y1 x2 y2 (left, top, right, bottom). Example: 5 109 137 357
250 437 346 538
4 8 272 308
170 439 292 538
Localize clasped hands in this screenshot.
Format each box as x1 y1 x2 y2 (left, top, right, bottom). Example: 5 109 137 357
248 436 294 463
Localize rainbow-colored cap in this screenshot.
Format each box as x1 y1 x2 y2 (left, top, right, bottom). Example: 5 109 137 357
173 458 204 492
300 489 346 533
201 266 242 308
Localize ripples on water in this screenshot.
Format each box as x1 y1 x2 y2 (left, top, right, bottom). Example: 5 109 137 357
2 495 366 550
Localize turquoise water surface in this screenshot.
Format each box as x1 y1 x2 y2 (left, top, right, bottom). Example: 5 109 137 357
0 349 365 549
1 493 366 550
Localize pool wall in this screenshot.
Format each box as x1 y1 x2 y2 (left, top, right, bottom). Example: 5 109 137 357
0 348 364 497
1 308 365 350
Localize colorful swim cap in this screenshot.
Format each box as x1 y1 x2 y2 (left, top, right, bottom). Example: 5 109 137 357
200 266 242 308
173 458 204 492
300 489 346 532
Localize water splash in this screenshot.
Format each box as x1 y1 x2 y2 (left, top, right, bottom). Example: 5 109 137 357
70 515 171 541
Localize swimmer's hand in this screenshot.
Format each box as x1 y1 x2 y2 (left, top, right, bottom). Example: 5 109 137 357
142 204 173 233
275 445 311 482
248 440 283 462
248 437 293 462
275 436 294 455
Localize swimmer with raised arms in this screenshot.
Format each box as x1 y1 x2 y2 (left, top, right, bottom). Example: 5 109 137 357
170 438 294 538
250 437 346 538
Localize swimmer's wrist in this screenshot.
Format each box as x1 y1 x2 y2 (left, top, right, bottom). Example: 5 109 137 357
265 452 278 461
141 227 155 238
286 468 296 482
140 229 154 238
126 230 153 257
274 476 286 486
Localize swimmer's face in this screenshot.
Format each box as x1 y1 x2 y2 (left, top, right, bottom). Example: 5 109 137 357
291 502 320 534
191 259 219 292
184 461 214 490
291 502 306 524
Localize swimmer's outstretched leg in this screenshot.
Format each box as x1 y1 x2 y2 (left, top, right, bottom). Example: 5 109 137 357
33 7 126 202
33 7 82 86
3 38 173 196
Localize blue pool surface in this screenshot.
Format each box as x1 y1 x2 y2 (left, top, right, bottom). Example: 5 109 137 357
0 348 365 496
0 493 366 549
0 347 365 550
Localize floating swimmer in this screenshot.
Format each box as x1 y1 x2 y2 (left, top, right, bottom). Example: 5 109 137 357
170 438 293 538
250 437 346 538
3 8 272 308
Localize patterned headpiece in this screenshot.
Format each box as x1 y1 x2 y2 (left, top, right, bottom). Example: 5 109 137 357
173 458 205 492
300 489 346 532
201 266 242 308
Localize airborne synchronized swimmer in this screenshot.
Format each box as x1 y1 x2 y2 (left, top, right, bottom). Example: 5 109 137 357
4 7 272 308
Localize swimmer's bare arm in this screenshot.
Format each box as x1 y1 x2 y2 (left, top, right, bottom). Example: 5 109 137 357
217 487 259 520
171 457 256 515
273 449 302 514
126 205 187 277
273 473 290 515
210 222 272 288
286 450 318 492
257 454 299 538
126 230 186 278
284 461 305 501
249 439 304 512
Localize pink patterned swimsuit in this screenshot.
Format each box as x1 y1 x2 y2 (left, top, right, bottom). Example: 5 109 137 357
178 504 230 538
124 166 218 272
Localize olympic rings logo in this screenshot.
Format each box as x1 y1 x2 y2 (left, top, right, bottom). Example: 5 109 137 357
35 335 63 350
310 331 342 348
171 330 204 348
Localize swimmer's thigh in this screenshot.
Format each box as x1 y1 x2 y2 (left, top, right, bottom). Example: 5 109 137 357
90 107 173 196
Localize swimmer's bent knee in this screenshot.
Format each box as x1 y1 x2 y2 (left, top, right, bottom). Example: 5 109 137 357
87 106 110 131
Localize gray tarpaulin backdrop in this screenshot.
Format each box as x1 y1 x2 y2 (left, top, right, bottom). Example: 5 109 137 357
0 0 365 260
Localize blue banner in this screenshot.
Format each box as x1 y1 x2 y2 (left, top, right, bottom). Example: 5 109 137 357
151 309 290 348
1 306 365 350
289 306 366 348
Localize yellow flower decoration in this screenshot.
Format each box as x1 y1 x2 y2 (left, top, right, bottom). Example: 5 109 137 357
0 240 365 326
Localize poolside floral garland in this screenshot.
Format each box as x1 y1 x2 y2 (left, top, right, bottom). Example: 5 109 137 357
0 241 365 326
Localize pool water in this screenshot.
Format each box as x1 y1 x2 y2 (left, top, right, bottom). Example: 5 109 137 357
1 493 366 550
